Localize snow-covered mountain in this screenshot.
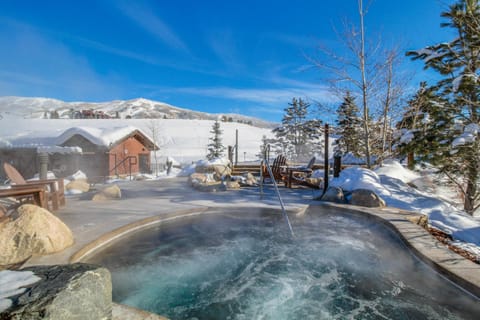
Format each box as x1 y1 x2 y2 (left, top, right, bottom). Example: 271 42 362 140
0 96 276 129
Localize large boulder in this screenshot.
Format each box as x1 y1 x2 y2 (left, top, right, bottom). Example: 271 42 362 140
244 173 257 186
350 189 386 208
65 179 90 193
318 186 346 203
195 163 232 181
92 185 122 201
0 205 74 267
189 173 209 184
1 263 112 320
225 180 240 190
191 180 227 192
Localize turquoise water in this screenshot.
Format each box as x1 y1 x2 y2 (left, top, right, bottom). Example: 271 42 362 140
87 209 480 319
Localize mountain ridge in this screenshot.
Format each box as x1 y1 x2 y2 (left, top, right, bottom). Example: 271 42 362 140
0 96 277 129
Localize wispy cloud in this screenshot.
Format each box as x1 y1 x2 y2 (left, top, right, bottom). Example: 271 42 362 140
0 21 120 100
115 1 189 54
207 29 244 71
74 36 161 65
152 84 337 106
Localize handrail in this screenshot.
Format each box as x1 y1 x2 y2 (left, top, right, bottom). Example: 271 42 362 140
110 156 137 180
263 158 295 237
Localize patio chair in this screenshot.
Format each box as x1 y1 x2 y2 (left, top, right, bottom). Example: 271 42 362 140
262 154 288 184
3 163 65 211
286 157 320 188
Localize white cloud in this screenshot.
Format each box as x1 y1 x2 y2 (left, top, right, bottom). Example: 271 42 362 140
115 2 189 54
153 84 336 106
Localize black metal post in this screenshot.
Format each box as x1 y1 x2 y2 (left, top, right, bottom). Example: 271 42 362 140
333 155 342 178
323 124 329 193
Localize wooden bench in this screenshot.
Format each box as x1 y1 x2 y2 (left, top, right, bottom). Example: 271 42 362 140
0 186 46 209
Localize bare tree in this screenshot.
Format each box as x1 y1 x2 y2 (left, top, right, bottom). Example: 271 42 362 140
307 1 409 168
307 0 381 168
376 47 410 160
147 119 162 176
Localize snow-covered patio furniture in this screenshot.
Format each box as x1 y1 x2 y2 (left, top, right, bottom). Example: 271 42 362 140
3 163 65 211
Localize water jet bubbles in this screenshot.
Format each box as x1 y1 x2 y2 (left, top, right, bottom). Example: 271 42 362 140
87 210 480 320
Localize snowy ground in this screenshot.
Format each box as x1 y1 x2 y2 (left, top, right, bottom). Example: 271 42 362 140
0 118 275 164
329 159 480 258
1 118 480 308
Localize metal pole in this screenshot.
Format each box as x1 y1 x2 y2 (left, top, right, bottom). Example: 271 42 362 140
235 129 238 165
264 158 294 237
323 124 329 193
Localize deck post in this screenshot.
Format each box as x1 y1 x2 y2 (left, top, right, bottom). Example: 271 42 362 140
39 152 49 180
323 124 329 193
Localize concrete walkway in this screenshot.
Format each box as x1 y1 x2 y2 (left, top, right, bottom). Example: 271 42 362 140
26 177 318 266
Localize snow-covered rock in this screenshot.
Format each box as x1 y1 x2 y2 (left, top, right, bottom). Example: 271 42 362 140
330 167 391 198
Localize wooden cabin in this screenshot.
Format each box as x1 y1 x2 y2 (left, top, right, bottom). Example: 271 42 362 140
0 126 157 181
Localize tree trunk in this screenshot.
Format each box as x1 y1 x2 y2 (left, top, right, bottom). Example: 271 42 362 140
382 54 393 156
407 152 414 170
359 0 371 168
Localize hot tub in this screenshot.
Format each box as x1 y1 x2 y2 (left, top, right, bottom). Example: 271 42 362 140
83 206 480 319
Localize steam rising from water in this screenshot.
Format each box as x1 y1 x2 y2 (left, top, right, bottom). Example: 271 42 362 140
87 210 480 319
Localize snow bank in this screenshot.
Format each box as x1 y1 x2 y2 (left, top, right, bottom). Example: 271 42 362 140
330 167 391 197
0 270 41 312
331 162 480 252
374 159 419 183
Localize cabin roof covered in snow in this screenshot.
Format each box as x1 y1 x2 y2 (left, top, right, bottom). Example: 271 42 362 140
57 126 157 150
1 125 157 151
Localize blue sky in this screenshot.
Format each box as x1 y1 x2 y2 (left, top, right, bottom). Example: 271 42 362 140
0 0 453 121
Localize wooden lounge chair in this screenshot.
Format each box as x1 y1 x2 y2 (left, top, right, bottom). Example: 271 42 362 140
262 154 288 184
3 163 65 211
286 156 319 188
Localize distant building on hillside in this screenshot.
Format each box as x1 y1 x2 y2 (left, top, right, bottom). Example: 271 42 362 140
0 126 158 181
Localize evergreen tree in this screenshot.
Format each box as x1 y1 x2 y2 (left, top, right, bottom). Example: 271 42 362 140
206 120 225 160
394 82 449 169
407 0 480 214
272 98 322 161
335 92 363 156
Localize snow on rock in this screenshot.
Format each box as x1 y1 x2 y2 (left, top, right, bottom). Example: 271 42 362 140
197 157 231 166
374 160 419 184
68 170 88 181
177 163 196 177
330 167 392 198
0 270 41 312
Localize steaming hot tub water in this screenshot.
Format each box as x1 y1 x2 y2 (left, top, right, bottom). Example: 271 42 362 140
86 208 480 319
